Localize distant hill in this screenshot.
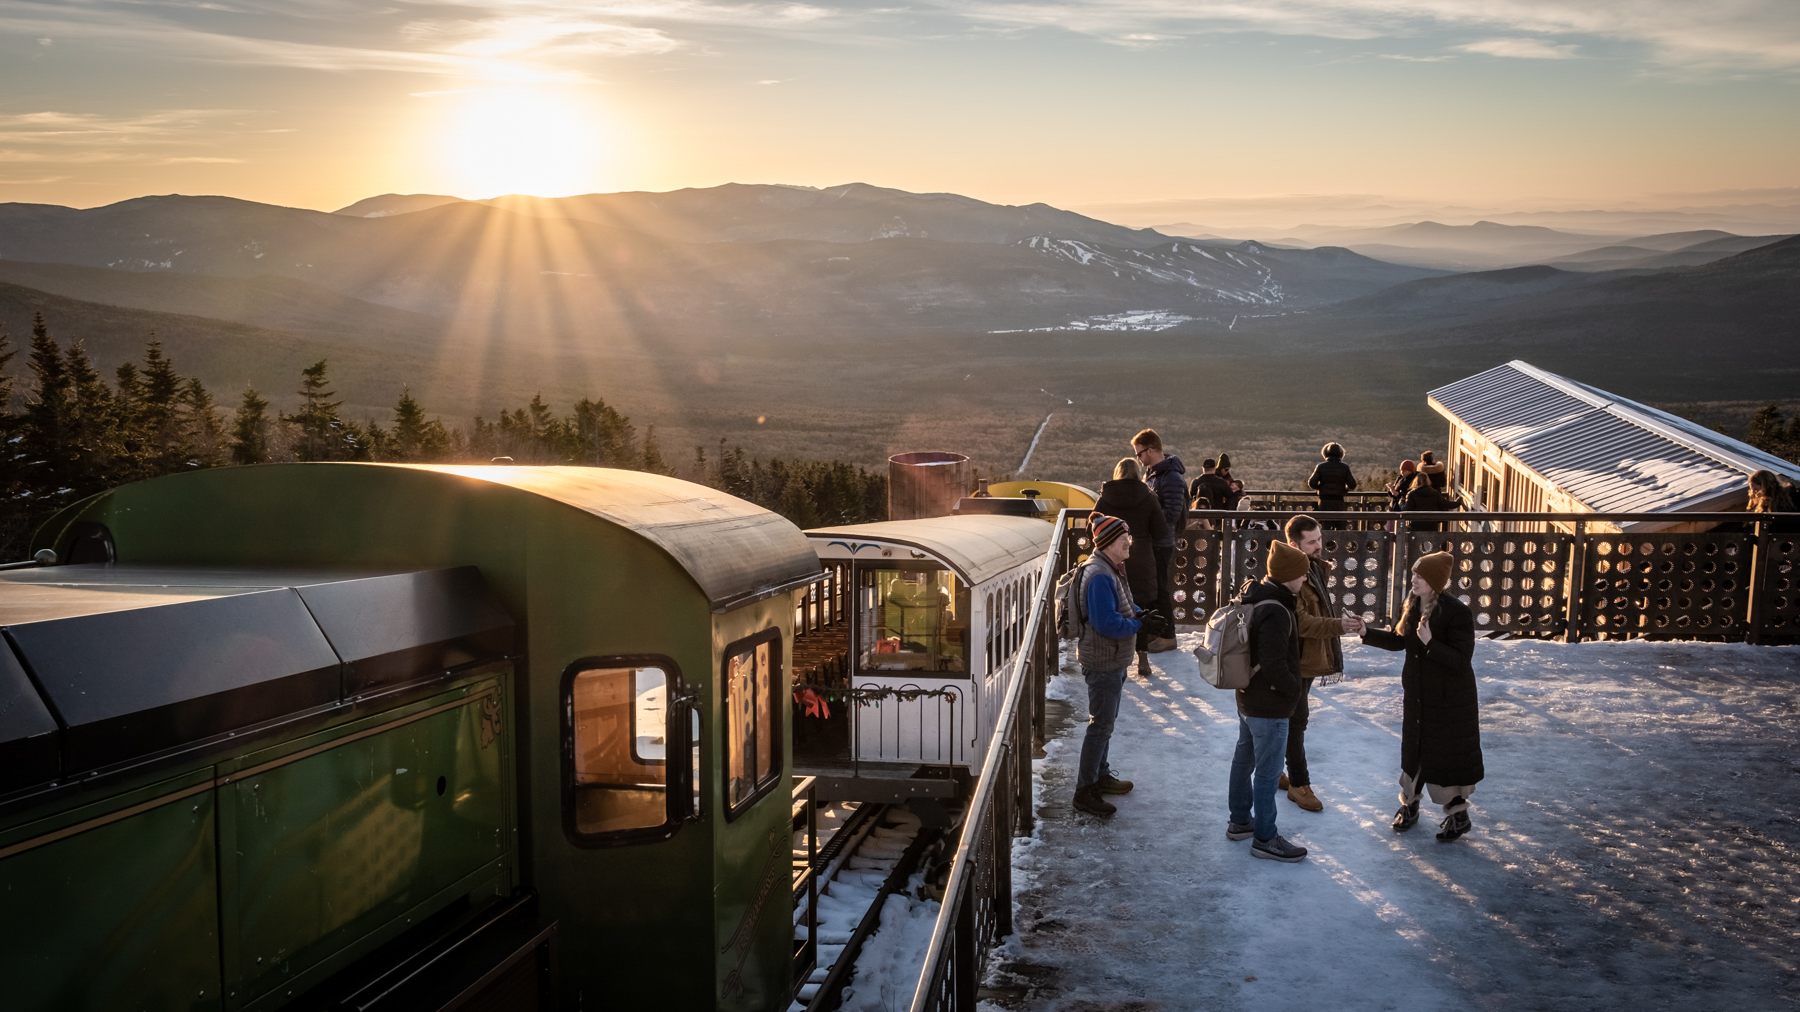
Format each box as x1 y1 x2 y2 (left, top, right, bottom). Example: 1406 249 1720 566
0 194 1443 337
333 193 466 218
1275 236 1800 389
0 259 444 340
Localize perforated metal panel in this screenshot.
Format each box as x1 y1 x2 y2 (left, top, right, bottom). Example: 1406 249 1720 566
1578 533 1750 639
1223 529 1395 623
1170 530 1223 625
1410 532 1572 638
1759 535 1800 642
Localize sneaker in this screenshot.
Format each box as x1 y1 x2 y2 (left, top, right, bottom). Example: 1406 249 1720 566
1251 835 1307 863
1097 774 1134 795
1277 773 1291 791
1392 800 1420 833
1435 810 1472 842
1147 636 1179 653
1287 785 1324 812
1225 821 1255 842
1072 786 1116 818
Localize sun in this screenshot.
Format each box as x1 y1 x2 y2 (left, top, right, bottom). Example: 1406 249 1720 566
439 90 604 198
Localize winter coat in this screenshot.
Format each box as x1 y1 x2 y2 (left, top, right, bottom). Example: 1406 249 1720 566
1362 593 1484 787
1388 471 1420 508
1295 556 1343 680
1419 460 1448 490
1145 455 1187 540
1235 578 1303 719
1402 484 1459 532
1308 459 1357 501
1077 554 1140 672
1190 472 1232 511
1094 478 1169 602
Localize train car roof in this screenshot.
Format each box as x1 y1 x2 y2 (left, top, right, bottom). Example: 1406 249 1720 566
409 466 820 612
0 564 513 793
807 515 1053 586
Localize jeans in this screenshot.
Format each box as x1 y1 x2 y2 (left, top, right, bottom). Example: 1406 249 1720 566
1228 714 1290 842
1285 678 1313 787
1077 667 1128 790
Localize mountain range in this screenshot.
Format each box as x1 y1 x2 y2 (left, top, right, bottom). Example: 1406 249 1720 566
0 188 1445 338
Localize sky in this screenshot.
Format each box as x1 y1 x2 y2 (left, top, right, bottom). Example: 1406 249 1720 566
0 1 1797 218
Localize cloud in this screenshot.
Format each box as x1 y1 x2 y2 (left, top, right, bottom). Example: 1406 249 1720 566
0 110 252 166
1456 37 1578 59
931 1 1800 71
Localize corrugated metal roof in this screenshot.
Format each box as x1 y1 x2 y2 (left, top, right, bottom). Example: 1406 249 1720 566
807 515 1052 586
1428 361 1800 514
417 465 821 611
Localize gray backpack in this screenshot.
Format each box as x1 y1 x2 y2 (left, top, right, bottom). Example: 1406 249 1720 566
1054 565 1089 641
1193 599 1287 689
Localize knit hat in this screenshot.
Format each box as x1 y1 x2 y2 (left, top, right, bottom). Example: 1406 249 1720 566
1217 452 1233 471
1090 513 1128 551
1413 551 1454 593
1267 540 1309 584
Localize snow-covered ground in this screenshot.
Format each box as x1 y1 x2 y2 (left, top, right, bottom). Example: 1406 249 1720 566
987 635 1800 1010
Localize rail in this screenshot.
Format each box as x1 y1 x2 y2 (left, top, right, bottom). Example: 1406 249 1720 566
906 509 1064 1012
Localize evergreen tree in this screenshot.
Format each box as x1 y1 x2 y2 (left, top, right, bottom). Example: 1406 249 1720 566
391 387 451 462
181 378 227 467
232 387 271 465
290 359 343 461
641 425 670 476
0 324 13 416
690 445 709 486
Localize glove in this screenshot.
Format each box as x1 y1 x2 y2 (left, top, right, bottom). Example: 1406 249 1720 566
1135 608 1171 639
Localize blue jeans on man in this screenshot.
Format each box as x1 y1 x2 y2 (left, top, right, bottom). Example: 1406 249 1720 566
1077 667 1127 790
1228 714 1290 841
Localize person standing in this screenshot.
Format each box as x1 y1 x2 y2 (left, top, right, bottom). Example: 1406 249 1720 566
1277 515 1363 813
1190 458 1232 513
1361 551 1483 842
1748 469 1800 534
1419 451 1448 491
1072 514 1143 818
1224 541 1311 863
1308 443 1357 527
1386 459 1420 510
1095 457 1171 678
1132 429 1184 653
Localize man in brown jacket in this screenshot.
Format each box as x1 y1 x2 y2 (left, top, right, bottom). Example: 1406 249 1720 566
1279 514 1363 811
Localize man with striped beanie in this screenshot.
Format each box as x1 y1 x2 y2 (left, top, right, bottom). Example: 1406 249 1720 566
1072 513 1143 817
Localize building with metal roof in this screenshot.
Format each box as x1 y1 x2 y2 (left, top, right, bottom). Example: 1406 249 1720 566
1428 360 1800 532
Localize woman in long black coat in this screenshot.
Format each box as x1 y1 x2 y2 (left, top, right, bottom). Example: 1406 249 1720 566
1094 457 1169 671
1361 551 1483 841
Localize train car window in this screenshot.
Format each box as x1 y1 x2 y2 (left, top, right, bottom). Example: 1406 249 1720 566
723 629 783 818
563 655 688 846
857 565 971 676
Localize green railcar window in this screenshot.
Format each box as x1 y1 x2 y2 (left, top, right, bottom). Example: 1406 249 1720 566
569 663 675 838
723 630 782 817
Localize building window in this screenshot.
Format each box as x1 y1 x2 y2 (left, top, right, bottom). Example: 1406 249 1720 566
563 656 693 846
724 630 783 818
856 565 971 676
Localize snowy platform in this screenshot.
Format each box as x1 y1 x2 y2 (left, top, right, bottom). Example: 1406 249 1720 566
990 637 1800 1010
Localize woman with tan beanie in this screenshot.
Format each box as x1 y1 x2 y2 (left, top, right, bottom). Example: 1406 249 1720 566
1361 551 1483 842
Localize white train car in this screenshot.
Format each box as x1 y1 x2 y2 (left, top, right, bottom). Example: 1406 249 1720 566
800 516 1052 785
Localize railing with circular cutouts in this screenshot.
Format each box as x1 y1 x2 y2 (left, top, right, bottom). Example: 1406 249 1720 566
1406 532 1573 638
1576 533 1749 639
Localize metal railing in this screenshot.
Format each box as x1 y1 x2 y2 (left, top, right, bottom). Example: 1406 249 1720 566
1156 507 1796 643
906 510 1062 1012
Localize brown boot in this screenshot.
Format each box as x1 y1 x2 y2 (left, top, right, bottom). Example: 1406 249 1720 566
1277 773 1290 791
1287 784 1324 812
1073 786 1116 817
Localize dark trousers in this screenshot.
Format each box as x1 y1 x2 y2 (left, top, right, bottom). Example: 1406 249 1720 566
1153 544 1175 635
1318 498 1346 530
1285 677 1314 786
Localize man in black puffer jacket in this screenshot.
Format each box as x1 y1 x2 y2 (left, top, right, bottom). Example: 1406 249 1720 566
1224 541 1311 863
1307 442 1357 528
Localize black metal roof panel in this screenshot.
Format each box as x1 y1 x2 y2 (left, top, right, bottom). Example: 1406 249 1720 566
0 640 59 794
6 588 342 774
297 567 514 695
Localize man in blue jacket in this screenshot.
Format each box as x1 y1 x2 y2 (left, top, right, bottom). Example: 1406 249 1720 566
1132 429 1185 653
1072 513 1152 817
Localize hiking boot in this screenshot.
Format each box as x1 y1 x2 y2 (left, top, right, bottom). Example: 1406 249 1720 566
1277 773 1291 791
1435 810 1472 843
1072 786 1116 818
1287 784 1324 812
1225 821 1255 842
1147 636 1179 653
1392 800 1420 833
1251 835 1307 863
1097 774 1134 795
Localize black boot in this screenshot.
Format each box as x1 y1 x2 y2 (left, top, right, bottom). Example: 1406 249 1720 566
1392 800 1420 832
1435 809 1471 842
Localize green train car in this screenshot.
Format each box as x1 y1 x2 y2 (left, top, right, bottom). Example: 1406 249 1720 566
1 464 823 1012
